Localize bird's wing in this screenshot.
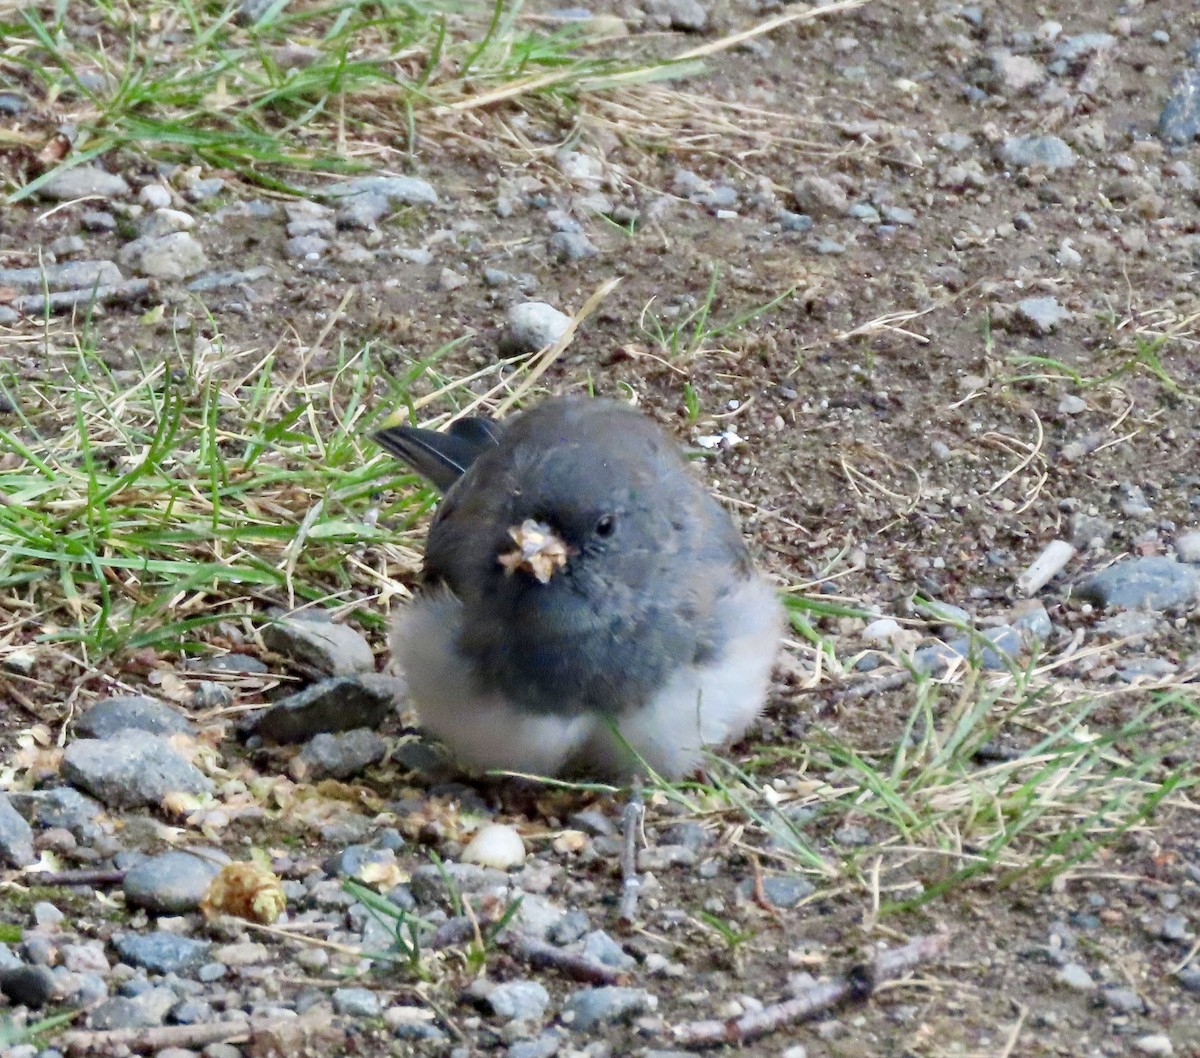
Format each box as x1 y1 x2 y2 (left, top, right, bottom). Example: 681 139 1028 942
375 416 504 493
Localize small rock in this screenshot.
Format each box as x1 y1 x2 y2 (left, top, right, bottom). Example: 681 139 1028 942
1160 70 1200 145
112 932 211 974
257 674 401 744
118 231 208 279
37 166 131 201
1015 296 1071 335
138 183 172 208
501 302 572 354
261 612 375 675
737 874 815 909
989 51 1045 94
1057 394 1087 415
1175 530 1200 563
61 733 213 809
332 986 381 1017
437 267 468 291
561 986 655 1032
5 788 104 842
582 931 637 971
0 794 36 868
549 231 598 261
484 979 550 1021
791 175 849 217
0 261 123 292
1077 556 1200 610
1101 986 1145 1013
1132 1036 1174 1056
75 695 191 739
1056 963 1094 991
123 849 230 914
1000 135 1077 172
290 729 388 781
284 235 329 260
324 175 438 206
461 823 526 870
336 191 391 229
81 210 117 232
0 965 57 1008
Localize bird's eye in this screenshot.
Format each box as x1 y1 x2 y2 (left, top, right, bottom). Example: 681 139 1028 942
594 514 616 538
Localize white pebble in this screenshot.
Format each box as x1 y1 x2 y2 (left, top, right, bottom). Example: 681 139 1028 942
461 824 526 870
138 183 172 208
1133 1035 1173 1056
1016 539 1076 597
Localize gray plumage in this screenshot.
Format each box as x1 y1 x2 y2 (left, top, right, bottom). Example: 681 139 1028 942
376 397 782 779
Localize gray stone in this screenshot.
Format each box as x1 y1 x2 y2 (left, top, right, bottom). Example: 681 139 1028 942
0 794 35 868
1161 68 1200 144
508 1033 564 1058
1117 658 1178 682
485 979 550 1021
1056 962 1094 991
123 849 230 914
561 986 655 1032
61 734 213 809
88 987 177 1029
1000 135 1077 172
1077 556 1200 610
1053 33 1116 63
336 191 391 229
75 695 191 739
0 965 56 1008
549 231 598 261
581 931 636 971
1095 611 1159 639
291 728 388 780
410 861 508 905
285 235 329 259
501 302 572 354
1101 986 1145 1013
118 232 208 279
325 176 438 206
186 266 272 292
332 986 381 1017
1015 296 1071 335
5 787 104 842
257 674 401 744
1175 530 1200 563
262 613 375 675
791 174 849 217
0 261 123 292
737 873 815 908
112 932 211 974
37 166 131 200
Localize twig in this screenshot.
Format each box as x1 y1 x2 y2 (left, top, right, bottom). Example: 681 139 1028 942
58 1018 258 1056
836 669 912 702
671 932 949 1048
618 777 644 923
504 931 628 986
22 868 127 887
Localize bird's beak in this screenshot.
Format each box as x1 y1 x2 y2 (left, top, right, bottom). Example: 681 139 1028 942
497 519 571 584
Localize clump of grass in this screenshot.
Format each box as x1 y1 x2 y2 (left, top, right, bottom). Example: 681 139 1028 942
668 648 1196 914
0 328 429 659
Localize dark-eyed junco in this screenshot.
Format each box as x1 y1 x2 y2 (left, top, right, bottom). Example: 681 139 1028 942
376 396 782 780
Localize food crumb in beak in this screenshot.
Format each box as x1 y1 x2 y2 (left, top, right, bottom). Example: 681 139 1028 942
497 519 570 583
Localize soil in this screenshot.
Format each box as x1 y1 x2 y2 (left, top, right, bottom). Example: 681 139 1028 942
2 0 1200 1055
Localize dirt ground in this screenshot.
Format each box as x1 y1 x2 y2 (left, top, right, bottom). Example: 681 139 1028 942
3 0 1200 1054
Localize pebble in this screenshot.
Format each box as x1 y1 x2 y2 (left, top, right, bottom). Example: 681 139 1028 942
1175 530 1200 563
0 794 36 867
792 174 849 217
37 166 131 200
75 694 191 739
481 978 550 1021
737 874 815 908
61 733 213 809
6 788 104 842
561 986 655 1031
1015 296 1071 335
1056 963 1094 991
324 175 438 206
501 301 572 354
0 965 57 1008
290 728 387 780
112 932 211 974
582 931 637 971
0 261 123 292
118 231 208 279
257 674 401 744
1133 1036 1174 1056
461 823 526 869
549 230 598 261
1160 69 1200 144
261 612 376 675
1000 135 1077 172
332 986 381 1017
1077 556 1200 610
123 849 230 914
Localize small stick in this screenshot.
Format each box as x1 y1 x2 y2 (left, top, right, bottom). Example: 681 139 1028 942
618 777 644 923
58 1018 257 1056
23 868 127 888
503 932 628 986
672 933 949 1048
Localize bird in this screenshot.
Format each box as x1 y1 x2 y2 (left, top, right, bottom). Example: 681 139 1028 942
375 396 783 781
